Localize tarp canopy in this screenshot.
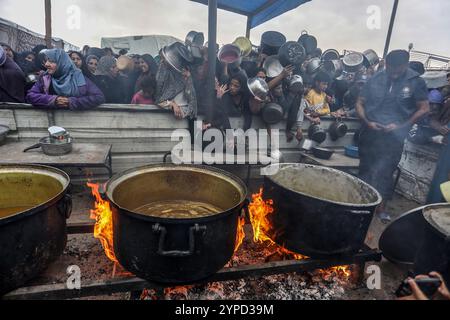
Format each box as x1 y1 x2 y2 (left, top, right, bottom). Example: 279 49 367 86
190 0 311 29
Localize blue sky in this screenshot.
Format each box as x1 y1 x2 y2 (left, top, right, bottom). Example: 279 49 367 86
1 0 449 57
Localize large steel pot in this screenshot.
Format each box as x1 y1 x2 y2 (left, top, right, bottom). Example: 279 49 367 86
0 165 72 295
104 164 248 284
263 163 382 258
342 52 364 73
414 204 450 284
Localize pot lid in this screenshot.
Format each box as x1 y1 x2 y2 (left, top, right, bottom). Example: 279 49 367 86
423 204 450 237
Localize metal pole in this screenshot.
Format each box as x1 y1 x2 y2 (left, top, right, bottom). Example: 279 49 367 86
44 0 52 48
383 0 399 58
206 0 217 123
245 16 251 38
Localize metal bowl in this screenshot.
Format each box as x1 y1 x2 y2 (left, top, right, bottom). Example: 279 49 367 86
218 44 241 65
263 55 283 78
305 57 322 75
232 37 252 57
247 77 269 102
321 49 340 62
342 52 364 73
363 49 380 68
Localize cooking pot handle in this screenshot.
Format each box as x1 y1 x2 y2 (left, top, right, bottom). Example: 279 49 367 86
346 209 372 215
152 223 207 257
58 194 73 219
23 143 42 153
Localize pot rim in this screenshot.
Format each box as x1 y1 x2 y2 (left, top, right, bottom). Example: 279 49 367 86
264 163 382 208
0 164 70 225
422 203 450 239
105 164 248 223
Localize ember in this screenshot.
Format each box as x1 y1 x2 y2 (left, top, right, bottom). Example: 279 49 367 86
87 182 117 263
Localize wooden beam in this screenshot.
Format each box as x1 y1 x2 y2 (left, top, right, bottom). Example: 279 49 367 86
44 0 52 48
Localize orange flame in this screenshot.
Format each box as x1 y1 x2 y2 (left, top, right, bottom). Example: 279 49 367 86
248 187 351 278
87 182 117 263
248 188 275 244
234 215 246 253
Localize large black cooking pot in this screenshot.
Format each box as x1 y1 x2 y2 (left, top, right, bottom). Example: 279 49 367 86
263 163 382 258
104 164 247 284
379 205 428 267
414 204 450 284
260 31 286 56
0 164 72 295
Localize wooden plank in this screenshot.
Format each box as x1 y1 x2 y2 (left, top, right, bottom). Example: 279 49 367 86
3 249 381 300
0 110 17 130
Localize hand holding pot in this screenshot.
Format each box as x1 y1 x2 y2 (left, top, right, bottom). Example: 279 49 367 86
281 65 294 78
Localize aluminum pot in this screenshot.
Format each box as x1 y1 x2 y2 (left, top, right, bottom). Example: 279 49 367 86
321 49 340 62
322 59 344 79
305 57 322 75
363 49 380 68
232 37 252 57
308 124 327 144
263 163 382 258
104 164 248 284
0 164 72 295
262 102 284 124
185 31 205 59
342 52 364 73
263 55 283 78
218 44 241 66
328 119 348 141
247 77 269 101
278 41 306 67
312 147 334 160
298 31 317 55
23 137 73 156
161 42 186 73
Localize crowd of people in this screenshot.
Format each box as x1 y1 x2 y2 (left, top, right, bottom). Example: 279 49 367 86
1 40 449 143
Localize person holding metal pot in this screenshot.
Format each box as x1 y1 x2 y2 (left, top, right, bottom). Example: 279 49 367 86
305 71 333 124
356 50 430 223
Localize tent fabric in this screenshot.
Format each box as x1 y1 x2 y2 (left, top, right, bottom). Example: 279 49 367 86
191 0 311 28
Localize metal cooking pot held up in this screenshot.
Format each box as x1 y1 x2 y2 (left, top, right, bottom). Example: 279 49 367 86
262 102 284 125
247 77 269 102
278 41 306 67
263 55 284 78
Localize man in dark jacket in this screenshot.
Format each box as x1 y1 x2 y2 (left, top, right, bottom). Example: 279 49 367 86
356 50 430 222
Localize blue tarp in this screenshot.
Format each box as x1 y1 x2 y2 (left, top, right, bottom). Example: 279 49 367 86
191 0 311 29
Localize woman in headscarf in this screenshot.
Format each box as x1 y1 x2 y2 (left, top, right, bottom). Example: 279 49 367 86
26 48 105 109
155 53 197 119
0 43 16 61
69 51 95 81
0 46 26 103
85 55 99 78
134 54 158 93
93 56 128 103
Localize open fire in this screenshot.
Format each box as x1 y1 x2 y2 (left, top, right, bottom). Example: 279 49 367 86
247 188 351 280
87 182 351 288
87 182 117 263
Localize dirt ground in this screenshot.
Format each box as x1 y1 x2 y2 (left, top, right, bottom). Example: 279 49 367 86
18 185 420 300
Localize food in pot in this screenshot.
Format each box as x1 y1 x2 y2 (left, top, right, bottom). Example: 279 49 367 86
134 200 222 219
